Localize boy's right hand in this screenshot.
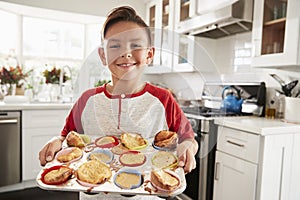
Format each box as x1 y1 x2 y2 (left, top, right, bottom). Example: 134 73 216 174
39 136 64 166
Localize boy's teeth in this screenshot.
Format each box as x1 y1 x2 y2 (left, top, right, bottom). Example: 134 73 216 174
120 63 132 67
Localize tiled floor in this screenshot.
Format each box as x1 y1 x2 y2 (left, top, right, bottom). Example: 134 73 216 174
0 187 79 200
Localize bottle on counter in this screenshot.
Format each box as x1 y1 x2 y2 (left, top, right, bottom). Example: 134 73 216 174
276 94 285 119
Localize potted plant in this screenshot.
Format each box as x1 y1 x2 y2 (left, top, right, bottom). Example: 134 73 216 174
0 66 32 96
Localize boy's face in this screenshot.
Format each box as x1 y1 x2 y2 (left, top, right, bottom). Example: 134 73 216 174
99 21 154 81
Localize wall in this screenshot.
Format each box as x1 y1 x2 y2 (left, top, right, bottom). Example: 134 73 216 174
0 0 146 18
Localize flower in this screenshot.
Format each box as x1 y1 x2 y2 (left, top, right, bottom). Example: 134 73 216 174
0 66 32 86
43 67 70 84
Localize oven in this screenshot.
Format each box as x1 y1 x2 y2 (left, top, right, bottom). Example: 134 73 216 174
178 108 220 200
176 82 266 200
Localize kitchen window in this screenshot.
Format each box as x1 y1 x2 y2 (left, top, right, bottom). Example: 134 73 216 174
23 17 84 59
0 4 104 73
0 9 18 66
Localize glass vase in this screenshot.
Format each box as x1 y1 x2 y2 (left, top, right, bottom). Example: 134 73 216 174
8 84 16 96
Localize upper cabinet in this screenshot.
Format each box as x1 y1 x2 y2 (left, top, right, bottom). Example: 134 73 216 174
252 0 300 67
145 0 195 73
145 0 173 72
177 0 197 22
197 0 238 14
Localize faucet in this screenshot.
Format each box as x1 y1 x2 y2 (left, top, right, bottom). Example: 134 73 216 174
59 65 72 102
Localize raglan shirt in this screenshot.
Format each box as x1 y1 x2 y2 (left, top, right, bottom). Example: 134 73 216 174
61 82 194 142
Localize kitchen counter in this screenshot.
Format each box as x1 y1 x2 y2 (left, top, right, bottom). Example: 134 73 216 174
214 116 300 200
215 116 300 136
0 101 73 110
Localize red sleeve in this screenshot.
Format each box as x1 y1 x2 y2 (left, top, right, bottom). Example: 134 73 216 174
60 87 104 137
147 84 194 143
165 93 194 143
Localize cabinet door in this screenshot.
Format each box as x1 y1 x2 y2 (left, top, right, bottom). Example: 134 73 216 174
172 34 195 72
197 0 238 14
257 134 293 200
22 127 62 180
145 0 174 70
213 151 257 200
175 0 197 22
22 109 69 180
252 0 300 67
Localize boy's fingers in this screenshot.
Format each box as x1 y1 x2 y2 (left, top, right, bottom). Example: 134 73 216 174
178 153 186 167
45 142 55 162
184 149 196 173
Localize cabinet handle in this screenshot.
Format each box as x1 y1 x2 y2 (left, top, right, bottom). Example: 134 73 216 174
214 162 220 180
227 140 245 148
0 119 18 124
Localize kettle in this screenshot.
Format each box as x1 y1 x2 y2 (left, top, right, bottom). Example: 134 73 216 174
220 86 244 113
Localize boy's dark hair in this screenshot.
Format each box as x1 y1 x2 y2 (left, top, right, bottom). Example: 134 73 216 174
101 6 152 45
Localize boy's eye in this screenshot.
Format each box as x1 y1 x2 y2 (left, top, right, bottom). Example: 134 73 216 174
108 44 120 49
131 43 145 50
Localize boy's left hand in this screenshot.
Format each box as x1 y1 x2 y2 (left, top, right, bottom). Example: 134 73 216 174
177 139 198 173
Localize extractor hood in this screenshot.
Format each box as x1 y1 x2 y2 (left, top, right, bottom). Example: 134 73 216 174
176 0 253 39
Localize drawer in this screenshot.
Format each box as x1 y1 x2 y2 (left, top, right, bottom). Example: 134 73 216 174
217 126 260 163
22 109 69 128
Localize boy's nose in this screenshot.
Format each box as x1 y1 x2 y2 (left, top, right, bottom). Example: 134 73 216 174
120 52 132 58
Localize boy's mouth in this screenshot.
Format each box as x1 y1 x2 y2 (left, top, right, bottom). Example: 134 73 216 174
117 63 137 68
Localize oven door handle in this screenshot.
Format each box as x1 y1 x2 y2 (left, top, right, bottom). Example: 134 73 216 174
0 119 18 124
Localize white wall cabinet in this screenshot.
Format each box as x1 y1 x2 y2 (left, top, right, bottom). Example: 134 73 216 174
197 0 238 15
145 0 195 73
252 0 300 67
214 119 300 200
22 109 70 180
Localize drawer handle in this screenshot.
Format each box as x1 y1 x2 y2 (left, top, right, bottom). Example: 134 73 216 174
227 140 245 147
214 162 220 180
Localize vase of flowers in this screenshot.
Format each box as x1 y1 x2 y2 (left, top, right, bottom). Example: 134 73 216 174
43 67 70 84
43 67 70 102
0 66 32 96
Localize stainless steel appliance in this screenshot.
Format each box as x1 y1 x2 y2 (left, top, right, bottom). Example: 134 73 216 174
177 82 265 200
176 0 253 39
0 111 21 187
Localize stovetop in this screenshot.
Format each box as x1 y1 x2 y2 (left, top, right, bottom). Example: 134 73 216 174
181 106 245 118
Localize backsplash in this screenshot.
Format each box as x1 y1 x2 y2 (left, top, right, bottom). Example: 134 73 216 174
145 32 300 102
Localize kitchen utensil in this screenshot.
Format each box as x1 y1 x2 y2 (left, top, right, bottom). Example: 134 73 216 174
284 97 300 123
220 86 243 113
270 74 298 97
294 90 300 98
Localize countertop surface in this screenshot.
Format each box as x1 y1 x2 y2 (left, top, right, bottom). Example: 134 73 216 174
0 101 73 110
215 116 300 136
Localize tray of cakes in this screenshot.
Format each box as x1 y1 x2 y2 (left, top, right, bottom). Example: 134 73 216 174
36 130 186 197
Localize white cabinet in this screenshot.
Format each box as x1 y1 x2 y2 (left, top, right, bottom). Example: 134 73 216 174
145 0 195 73
214 151 257 200
197 0 238 14
214 119 300 200
145 0 174 71
252 0 300 67
22 109 70 180
213 126 259 200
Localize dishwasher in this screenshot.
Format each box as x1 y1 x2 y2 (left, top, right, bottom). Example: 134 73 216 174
0 111 21 187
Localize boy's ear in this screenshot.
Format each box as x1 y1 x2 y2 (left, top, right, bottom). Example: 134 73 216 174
146 47 155 65
98 47 107 65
